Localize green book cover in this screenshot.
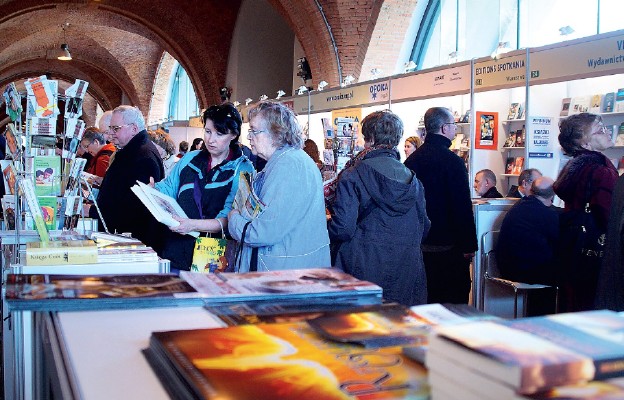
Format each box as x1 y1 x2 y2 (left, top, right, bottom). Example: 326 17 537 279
33 155 61 196
37 196 58 230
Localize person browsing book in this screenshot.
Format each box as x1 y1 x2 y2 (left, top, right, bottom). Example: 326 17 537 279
81 127 115 183
88 105 167 252
328 110 430 306
227 101 330 272
153 103 255 271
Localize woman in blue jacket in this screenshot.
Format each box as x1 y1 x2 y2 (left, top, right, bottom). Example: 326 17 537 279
154 103 255 271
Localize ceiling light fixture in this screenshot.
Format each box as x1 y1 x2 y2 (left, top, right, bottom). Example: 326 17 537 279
559 25 575 36
297 85 308 96
370 68 382 79
341 75 355 87
491 42 511 60
404 61 417 73
447 51 459 64
233 101 240 107
259 94 268 101
276 90 285 99
58 23 72 61
245 98 253 106
317 81 328 91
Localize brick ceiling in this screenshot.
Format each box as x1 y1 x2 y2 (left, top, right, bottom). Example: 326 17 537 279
0 0 416 127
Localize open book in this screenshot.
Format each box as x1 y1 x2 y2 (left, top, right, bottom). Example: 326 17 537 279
232 172 265 220
130 181 199 237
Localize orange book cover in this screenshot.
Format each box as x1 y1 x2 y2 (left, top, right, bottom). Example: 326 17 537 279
147 322 429 399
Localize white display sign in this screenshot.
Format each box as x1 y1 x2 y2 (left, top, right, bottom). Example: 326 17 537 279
527 116 557 159
391 64 470 101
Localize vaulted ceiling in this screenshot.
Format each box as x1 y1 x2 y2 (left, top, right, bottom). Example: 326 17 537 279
0 0 417 127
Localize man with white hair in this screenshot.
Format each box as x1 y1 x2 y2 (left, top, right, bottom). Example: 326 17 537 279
89 105 166 250
97 110 113 142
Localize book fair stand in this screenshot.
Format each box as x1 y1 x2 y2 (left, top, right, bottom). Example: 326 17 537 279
2 28 624 399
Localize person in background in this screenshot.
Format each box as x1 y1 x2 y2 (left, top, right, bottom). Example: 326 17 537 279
303 138 323 170
554 112 618 312
97 110 114 143
81 127 116 182
596 172 624 311
148 129 177 177
507 168 542 198
497 176 559 285
404 135 422 158
154 103 254 271
404 107 477 304
176 141 189 159
228 101 330 272
88 105 167 251
191 137 204 151
329 110 430 306
474 169 503 198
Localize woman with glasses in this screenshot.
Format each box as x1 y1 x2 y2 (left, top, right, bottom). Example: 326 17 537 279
554 112 618 312
81 127 115 180
153 103 255 271
228 101 330 272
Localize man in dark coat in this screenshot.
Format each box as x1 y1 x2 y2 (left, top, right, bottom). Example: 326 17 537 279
497 177 559 285
89 105 166 251
474 169 503 198
405 107 477 304
329 110 430 306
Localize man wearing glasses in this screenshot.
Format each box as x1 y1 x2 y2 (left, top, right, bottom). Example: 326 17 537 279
88 105 166 251
404 107 477 305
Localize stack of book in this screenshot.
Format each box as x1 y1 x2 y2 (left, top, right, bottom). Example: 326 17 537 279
5 268 383 312
426 310 624 399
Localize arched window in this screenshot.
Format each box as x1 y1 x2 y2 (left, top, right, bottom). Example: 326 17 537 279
411 0 623 71
167 63 199 121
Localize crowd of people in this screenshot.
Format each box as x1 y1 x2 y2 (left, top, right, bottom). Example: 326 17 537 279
80 102 623 312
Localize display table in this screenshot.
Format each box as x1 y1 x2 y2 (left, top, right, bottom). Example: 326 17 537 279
41 307 224 399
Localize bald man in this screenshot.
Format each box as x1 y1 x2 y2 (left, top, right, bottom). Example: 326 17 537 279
496 176 559 286
98 110 114 143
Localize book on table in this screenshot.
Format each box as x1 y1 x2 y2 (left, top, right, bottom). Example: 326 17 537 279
131 180 199 237
427 310 624 395
143 320 429 400
25 239 98 266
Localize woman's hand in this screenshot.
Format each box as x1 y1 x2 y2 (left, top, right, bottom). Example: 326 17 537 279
169 215 195 235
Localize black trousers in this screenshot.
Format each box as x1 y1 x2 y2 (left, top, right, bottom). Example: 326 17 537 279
423 248 471 304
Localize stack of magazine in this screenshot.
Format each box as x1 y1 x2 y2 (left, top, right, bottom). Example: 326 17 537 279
5 268 382 312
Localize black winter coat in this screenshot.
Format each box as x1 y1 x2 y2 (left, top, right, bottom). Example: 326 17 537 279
329 148 430 306
404 133 477 253
90 130 167 250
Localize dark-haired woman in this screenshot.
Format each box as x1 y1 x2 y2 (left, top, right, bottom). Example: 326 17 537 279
554 112 618 311
154 103 255 271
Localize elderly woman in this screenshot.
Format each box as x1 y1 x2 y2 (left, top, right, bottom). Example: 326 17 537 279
154 103 255 271
148 128 177 177
554 112 618 312
80 127 115 179
228 101 330 272
328 110 430 306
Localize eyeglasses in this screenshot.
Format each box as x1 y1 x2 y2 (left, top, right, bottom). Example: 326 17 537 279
443 122 457 128
248 128 267 137
109 124 132 133
592 124 608 135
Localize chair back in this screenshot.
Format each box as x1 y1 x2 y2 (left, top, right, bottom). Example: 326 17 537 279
480 230 500 278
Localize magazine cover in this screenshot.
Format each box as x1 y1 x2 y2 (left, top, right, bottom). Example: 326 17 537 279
1 160 17 195
145 321 429 400
1 195 16 230
180 268 383 301
3 82 22 122
5 273 198 304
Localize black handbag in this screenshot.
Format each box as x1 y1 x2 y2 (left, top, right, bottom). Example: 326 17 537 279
559 167 606 267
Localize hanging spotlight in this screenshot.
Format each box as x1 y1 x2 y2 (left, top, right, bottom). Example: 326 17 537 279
276 90 285 99
404 61 417 73
245 98 253 106
57 23 72 61
317 81 328 91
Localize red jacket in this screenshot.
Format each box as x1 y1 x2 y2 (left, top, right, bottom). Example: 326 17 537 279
86 143 116 177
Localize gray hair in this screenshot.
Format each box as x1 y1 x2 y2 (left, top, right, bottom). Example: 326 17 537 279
424 107 453 136
113 105 146 131
558 113 601 156
476 169 497 185
361 110 403 146
248 101 303 148
98 110 113 131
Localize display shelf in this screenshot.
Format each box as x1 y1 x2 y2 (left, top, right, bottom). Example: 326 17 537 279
501 146 525 150
500 173 520 177
501 119 525 124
